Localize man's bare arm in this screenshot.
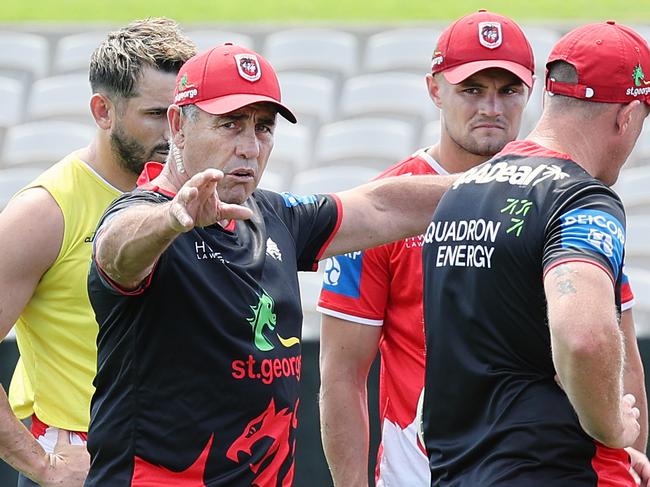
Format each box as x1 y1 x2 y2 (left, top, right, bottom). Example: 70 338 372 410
0 188 89 486
545 262 639 448
96 169 253 289
319 316 381 487
621 308 648 451
323 174 456 259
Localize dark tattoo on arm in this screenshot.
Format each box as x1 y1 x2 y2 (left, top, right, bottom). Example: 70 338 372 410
552 265 577 296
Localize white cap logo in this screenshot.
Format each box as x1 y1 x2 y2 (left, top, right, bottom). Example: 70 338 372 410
478 22 502 49
235 54 261 82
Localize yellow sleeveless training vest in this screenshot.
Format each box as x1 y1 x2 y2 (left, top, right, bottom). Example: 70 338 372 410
8 152 121 431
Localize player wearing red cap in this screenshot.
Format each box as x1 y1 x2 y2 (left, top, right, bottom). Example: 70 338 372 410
84 44 454 486
421 21 650 486
319 11 536 486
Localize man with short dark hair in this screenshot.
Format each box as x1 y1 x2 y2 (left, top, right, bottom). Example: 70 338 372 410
84 43 454 486
317 11 536 486
421 21 650 486
0 18 195 486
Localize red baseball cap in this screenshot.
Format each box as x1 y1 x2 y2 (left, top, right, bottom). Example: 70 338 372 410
431 9 534 87
173 43 297 123
546 21 650 104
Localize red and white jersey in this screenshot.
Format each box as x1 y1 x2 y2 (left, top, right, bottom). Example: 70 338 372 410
318 148 442 485
318 148 636 486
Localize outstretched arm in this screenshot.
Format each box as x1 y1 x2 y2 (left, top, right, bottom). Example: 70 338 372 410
545 262 640 448
96 169 253 290
323 174 456 258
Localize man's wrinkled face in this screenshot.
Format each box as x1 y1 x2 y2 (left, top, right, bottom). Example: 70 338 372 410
176 102 277 204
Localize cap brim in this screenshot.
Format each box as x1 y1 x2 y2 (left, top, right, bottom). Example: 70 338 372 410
442 60 534 87
195 93 297 124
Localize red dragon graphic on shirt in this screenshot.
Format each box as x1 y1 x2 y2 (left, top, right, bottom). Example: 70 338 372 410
226 398 299 487
131 434 214 486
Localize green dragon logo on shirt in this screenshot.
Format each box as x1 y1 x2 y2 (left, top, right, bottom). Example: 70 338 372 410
247 290 277 351
247 290 300 352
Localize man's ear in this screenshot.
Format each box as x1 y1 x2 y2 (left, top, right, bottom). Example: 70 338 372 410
89 93 113 130
526 75 536 102
426 73 444 109
616 100 641 136
168 105 185 148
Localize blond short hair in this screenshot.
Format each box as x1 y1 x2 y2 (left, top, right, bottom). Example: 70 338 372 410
89 17 196 99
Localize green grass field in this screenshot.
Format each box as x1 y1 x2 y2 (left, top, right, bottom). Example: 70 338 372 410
1 0 650 23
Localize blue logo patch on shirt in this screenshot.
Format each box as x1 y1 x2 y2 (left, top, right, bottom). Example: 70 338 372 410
322 252 363 298
559 209 625 278
280 192 317 207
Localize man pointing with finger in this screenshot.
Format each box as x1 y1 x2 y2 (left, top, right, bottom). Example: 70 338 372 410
85 44 454 486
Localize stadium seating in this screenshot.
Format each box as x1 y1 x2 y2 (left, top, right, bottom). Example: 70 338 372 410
52 31 108 74
631 128 650 168
0 77 26 128
298 271 325 340
263 28 359 80
0 167 43 209
1 121 94 168
625 215 650 269
519 77 544 138
314 117 415 170
270 120 312 173
519 25 562 75
187 29 255 52
0 32 49 82
363 28 440 74
626 266 650 336
259 120 313 191
614 166 650 215
634 27 650 48
26 73 93 124
290 165 379 194
277 71 337 131
258 169 286 192
338 72 438 126
419 120 441 148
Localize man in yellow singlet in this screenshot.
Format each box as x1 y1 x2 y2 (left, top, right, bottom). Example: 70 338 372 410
0 18 195 486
